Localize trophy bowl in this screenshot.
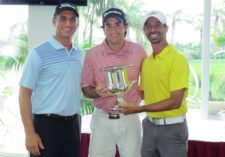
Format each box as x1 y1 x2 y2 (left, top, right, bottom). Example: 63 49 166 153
104 65 129 93
103 65 137 119
104 65 137 106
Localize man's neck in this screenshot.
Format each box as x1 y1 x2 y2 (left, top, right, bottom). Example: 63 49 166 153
152 42 168 57
107 40 125 53
54 36 72 51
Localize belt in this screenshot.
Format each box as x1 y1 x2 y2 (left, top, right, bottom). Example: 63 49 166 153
108 113 120 119
148 115 186 125
34 113 78 121
95 108 120 119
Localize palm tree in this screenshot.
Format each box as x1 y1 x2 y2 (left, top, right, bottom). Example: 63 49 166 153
4 33 28 70
212 5 225 57
1 21 28 70
119 0 146 43
169 10 192 44
79 0 114 45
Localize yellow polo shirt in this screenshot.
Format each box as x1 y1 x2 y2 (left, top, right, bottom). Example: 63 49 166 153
140 44 189 118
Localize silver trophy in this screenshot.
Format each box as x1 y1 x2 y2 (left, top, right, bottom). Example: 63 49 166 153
104 65 137 118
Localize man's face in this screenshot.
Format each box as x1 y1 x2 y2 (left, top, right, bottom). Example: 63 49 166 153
103 17 127 46
53 10 78 40
143 17 168 45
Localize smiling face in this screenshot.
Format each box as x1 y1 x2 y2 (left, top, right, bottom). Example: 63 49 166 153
103 17 128 50
53 10 78 41
143 17 168 45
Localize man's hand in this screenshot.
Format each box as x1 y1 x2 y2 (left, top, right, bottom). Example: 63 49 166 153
96 84 114 97
26 132 44 156
119 104 141 114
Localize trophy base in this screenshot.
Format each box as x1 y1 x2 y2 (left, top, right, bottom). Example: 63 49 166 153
108 113 120 119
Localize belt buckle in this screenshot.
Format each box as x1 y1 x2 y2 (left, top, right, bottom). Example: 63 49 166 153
108 113 120 119
149 117 165 125
64 116 70 121
149 115 185 125
64 114 77 121
153 118 164 125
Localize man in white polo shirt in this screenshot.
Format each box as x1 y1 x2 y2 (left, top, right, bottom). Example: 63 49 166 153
120 10 189 157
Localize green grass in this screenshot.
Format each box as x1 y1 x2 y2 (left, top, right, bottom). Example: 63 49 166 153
189 59 225 101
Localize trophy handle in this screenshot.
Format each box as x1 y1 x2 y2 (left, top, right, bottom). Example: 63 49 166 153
125 80 138 93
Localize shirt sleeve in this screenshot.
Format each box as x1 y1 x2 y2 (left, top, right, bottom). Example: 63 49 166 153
81 52 96 88
170 54 189 91
19 49 41 89
139 46 148 91
140 58 147 91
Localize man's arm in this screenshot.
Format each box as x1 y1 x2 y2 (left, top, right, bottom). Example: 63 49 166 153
82 86 100 99
140 90 144 100
82 85 114 99
19 86 44 156
120 88 186 114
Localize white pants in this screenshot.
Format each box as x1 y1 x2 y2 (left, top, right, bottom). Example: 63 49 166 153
88 108 142 157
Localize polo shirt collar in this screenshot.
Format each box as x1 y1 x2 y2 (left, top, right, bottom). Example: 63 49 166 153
150 44 173 59
49 36 77 52
103 39 129 56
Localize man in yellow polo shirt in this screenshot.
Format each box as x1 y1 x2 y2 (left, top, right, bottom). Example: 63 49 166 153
120 10 189 157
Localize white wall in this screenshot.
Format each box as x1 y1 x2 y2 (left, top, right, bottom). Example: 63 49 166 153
28 5 55 50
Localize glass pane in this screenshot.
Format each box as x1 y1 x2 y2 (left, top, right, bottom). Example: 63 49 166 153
0 5 28 155
209 0 225 120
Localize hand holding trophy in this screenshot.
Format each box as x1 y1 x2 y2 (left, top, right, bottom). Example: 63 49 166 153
104 65 137 119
